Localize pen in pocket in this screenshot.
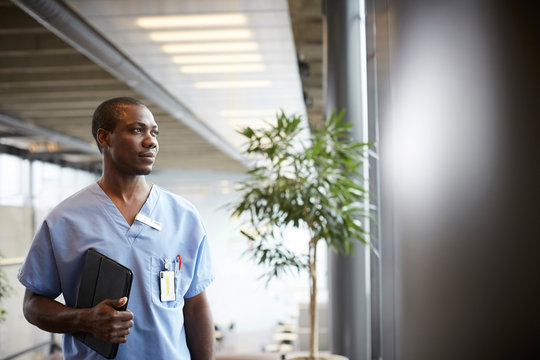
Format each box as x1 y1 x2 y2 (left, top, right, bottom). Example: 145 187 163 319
175 254 181 274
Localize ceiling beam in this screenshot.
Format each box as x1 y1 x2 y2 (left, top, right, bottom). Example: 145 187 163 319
0 111 98 154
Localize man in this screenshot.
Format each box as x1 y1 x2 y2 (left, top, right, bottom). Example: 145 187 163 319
18 97 215 359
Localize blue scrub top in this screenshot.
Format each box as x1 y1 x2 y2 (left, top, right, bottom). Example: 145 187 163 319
18 183 214 359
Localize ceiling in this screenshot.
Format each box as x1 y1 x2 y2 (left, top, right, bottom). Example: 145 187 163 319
0 0 322 174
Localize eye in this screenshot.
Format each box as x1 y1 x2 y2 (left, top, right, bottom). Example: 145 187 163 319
132 128 143 133
152 129 160 136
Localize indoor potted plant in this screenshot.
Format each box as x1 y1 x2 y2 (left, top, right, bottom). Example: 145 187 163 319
230 110 370 360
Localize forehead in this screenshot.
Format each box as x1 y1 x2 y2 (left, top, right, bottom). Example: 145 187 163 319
117 104 157 126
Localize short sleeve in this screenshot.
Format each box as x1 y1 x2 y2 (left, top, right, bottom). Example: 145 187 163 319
17 221 62 299
185 235 214 298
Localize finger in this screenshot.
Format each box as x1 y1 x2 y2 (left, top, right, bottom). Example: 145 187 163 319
120 327 131 336
106 327 131 342
114 319 134 330
111 327 132 342
112 327 131 336
110 335 128 344
116 311 134 321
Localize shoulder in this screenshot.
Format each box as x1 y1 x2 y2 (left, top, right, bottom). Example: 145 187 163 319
43 183 99 222
153 185 200 214
152 185 206 233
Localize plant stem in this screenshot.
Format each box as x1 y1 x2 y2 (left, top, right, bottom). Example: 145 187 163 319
308 238 318 360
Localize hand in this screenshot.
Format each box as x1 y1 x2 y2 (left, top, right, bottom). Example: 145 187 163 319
83 297 134 344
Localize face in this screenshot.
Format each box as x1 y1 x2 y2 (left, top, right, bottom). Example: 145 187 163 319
99 104 159 176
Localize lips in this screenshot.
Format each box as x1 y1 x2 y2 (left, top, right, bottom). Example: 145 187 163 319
138 151 156 158
138 151 156 161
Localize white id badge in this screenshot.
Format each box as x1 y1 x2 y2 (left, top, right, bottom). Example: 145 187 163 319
160 270 175 301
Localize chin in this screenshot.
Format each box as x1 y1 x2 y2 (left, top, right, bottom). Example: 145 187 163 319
134 167 153 176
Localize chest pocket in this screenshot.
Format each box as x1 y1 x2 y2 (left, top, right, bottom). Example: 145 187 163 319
149 256 184 308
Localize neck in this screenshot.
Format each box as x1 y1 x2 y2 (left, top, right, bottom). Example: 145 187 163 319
97 174 151 202
97 173 153 226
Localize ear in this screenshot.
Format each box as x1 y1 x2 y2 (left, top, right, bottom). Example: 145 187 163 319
96 128 110 150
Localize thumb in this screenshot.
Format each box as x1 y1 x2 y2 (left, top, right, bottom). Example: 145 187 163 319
107 297 128 309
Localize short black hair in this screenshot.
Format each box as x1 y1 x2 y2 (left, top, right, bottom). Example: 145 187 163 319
92 97 145 152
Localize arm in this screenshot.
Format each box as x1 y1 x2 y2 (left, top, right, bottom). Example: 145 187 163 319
23 289 134 344
183 291 215 360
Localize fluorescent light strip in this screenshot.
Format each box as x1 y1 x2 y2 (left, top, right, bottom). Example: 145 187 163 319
221 109 277 117
195 80 272 89
172 54 263 64
150 29 251 42
181 64 265 74
163 42 259 53
137 14 247 28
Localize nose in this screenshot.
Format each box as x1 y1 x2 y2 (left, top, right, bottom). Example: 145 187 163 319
143 131 158 149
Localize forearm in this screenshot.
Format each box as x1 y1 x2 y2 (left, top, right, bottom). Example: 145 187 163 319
23 289 87 333
23 289 133 343
184 291 215 360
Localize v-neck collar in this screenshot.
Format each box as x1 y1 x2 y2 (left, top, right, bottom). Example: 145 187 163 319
90 181 158 232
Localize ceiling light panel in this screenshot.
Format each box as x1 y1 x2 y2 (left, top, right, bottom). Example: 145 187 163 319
137 14 247 28
162 42 259 53
149 29 252 42
180 64 266 74
172 54 263 64
123 42 293 60
194 80 272 89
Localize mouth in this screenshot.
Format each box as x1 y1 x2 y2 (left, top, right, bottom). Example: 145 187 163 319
138 152 156 160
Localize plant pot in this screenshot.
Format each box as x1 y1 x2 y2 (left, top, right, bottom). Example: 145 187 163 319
283 352 349 360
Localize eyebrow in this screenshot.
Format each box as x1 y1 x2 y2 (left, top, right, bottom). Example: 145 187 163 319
131 121 158 129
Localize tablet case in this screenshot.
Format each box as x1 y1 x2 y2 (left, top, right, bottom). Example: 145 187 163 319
74 249 133 359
